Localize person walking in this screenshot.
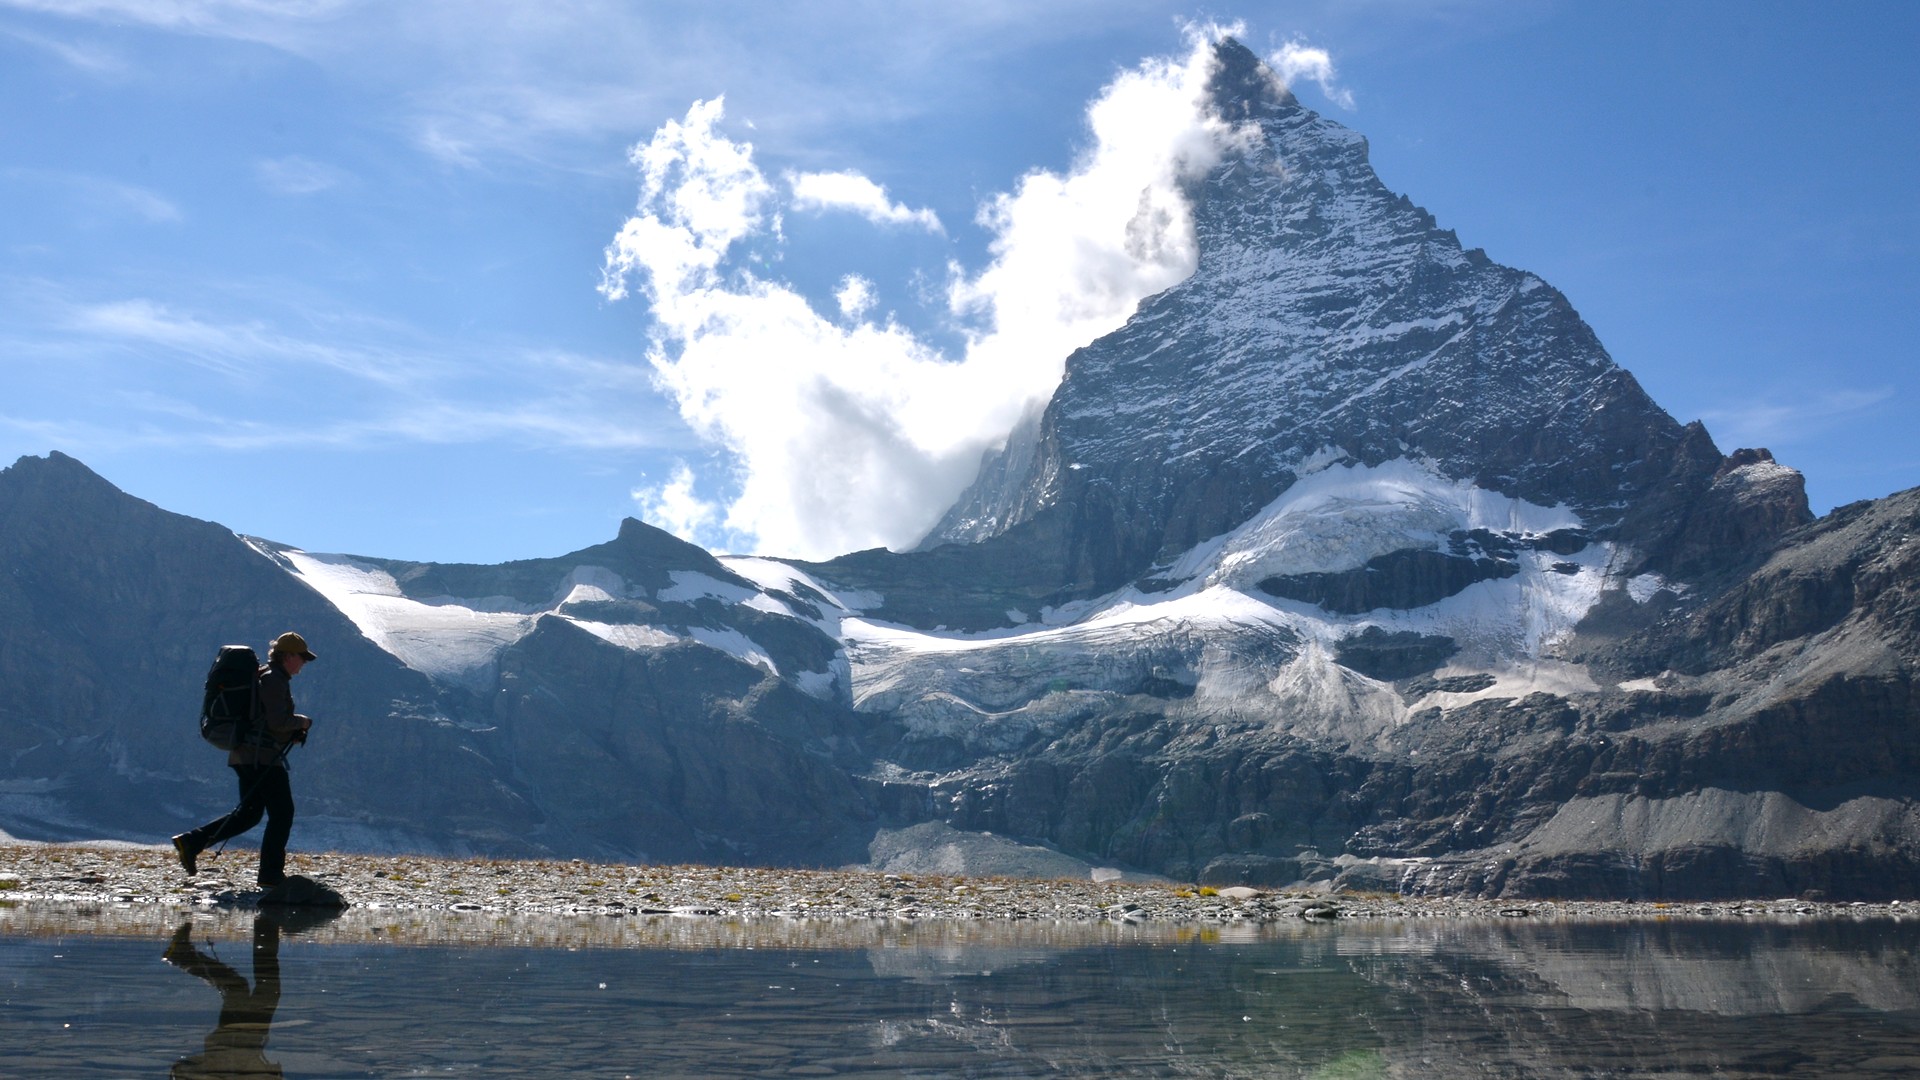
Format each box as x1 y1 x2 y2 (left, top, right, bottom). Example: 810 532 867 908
172 632 315 888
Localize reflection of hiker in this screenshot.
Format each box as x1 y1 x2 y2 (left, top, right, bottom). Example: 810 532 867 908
163 915 286 1079
174 632 316 888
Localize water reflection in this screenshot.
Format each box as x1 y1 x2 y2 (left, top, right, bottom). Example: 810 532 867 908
161 908 339 1079
2 907 1917 1078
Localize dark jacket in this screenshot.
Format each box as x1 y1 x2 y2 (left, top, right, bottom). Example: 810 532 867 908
229 661 305 767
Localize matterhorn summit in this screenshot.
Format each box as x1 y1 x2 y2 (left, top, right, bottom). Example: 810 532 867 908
926 39 1805 592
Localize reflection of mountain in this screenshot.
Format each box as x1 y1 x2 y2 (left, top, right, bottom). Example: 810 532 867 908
6 38 1920 899
15 916 1920 1078
1345 919 1920 1078
1341 919 1920 1016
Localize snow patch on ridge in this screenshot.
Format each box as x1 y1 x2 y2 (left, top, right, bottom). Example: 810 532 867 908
1169 458 1583 587
567 620 682 651
276 549 535 689
269 546 826 690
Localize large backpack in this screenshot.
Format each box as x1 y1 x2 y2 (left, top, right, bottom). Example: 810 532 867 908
200 645 261 751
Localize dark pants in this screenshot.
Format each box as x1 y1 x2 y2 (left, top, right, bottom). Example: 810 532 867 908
182 764 294 886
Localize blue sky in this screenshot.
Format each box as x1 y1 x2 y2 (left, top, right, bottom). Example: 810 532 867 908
2 1 1914 563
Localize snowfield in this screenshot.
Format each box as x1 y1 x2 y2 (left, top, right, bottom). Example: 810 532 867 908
260 459 1677 740
821 459 1672 746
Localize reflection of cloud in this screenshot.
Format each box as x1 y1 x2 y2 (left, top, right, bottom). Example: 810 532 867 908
256 156 353 195
1698 388 1892 448
600 29 1249 559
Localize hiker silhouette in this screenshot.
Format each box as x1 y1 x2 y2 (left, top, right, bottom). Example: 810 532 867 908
162 907 339 1078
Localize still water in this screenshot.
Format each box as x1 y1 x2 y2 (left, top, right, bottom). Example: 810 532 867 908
4 905 1919 1078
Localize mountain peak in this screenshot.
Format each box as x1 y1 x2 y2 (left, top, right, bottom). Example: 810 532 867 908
923 43 1802 593
1207 36 1298 115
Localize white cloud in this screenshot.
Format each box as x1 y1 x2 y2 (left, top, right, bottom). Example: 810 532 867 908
256 155 353 195
1270 37 1354 110
633 462 722 542
835 275 876 320
600 96 772 302
601 29 1249 560
788 170 942 232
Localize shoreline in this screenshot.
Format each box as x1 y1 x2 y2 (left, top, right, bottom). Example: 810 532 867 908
4 841 1914 932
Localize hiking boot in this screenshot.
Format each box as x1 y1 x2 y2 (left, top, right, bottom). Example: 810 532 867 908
171 834 198 876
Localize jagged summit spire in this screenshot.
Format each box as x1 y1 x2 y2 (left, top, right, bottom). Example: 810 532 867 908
1205 36 1299 118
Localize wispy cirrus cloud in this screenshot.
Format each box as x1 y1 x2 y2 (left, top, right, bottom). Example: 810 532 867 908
0 0 353 43
5 168 182 224
0 20 126 73
60 297 431 386
255 155 354 195
2 287 679 454
2 0 1184 172
1698 388 1894 450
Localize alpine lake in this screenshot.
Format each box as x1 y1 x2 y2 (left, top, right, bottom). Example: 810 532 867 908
5 902 1920 1078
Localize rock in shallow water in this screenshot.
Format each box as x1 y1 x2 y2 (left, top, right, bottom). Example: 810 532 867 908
258 874 347 908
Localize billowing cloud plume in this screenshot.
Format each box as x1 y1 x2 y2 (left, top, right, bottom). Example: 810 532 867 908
1270 38 1354 110
789 170 942 232
602 30 1251 559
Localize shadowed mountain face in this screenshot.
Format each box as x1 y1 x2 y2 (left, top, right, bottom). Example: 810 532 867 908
0 452 880 865
5 41 1912 899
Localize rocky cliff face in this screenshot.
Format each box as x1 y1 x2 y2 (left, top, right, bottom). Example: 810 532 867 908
3 40 1910 900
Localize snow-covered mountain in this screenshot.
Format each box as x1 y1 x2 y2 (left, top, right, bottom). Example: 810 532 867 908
926 40 1796 591
4 40 1914 898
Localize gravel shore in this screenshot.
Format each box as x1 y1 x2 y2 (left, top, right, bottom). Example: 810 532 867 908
4 841 1914 940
